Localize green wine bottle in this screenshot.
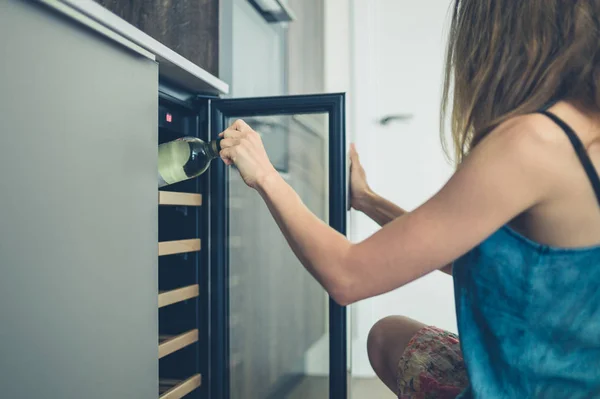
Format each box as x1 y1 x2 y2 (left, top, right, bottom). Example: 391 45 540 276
158 137 221 187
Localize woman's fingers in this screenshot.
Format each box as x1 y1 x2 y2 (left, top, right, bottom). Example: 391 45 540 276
231 119 250 131
220 147 235 163
219 137 241 149
216 119 276 189
349 143 360 163
219 128 245 139
218 119 251 138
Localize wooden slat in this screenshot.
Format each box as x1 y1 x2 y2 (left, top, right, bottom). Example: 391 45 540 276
158 191 202 207
158 285 199 308
158 239 201 256
159 374 202 399
159 329 198 359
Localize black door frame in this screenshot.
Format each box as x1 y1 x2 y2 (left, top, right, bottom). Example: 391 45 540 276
208 93 347 399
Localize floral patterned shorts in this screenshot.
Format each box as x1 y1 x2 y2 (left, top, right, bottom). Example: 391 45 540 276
397 326 469 399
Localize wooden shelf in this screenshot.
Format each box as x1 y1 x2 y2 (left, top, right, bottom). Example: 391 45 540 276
159 191 202 207
159 285 199 309
159 329 198 359
158 239 201 256
159 374 202 399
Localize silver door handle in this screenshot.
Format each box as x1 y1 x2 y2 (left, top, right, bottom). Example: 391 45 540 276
377 114 413 125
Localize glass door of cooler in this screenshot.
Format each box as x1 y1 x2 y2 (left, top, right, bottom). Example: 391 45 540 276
208 94 348 399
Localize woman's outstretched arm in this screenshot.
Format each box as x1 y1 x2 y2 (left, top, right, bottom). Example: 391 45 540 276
218 118 553 305
348 144 453 275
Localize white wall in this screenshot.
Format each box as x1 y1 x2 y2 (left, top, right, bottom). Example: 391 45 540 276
348 0 457 377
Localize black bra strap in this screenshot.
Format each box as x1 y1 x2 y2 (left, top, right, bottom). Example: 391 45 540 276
538 110 600 206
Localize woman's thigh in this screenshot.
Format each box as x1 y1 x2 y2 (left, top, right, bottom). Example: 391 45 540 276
397 325 468 398
368 316 469 398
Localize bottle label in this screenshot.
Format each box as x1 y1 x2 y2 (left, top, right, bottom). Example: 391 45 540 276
158 140 191 186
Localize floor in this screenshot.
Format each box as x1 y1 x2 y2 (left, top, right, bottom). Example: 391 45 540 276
285 376 395 399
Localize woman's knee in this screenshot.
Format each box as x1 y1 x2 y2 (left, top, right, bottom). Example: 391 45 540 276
367 316 397 357
367 316 425 369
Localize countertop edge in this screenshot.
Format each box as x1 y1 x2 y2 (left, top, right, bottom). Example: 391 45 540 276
40 0 229 95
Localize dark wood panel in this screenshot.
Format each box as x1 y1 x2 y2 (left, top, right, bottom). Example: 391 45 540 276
94 0 219 76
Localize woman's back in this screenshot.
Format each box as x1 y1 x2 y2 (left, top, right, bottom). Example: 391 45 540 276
453 103 600 398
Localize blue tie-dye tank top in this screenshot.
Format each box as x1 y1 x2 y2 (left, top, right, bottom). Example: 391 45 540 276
453 111 600 398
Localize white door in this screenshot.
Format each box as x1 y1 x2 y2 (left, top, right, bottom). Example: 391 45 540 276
350 0 458 378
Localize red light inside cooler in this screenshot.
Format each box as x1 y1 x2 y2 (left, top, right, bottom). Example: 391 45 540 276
166 113 172 123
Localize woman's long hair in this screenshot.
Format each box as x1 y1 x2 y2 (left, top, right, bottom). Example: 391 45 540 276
441 0 600 164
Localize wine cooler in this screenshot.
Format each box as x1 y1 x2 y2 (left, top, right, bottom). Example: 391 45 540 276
157 82 349 399
157 88 208 399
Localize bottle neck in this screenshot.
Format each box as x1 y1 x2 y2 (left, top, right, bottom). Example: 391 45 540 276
209 138 222 159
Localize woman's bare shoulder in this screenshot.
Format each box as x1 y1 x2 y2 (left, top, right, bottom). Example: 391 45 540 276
473 113 575 171
488 113 569 147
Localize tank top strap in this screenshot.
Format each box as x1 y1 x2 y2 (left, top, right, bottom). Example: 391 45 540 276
538 110 600 207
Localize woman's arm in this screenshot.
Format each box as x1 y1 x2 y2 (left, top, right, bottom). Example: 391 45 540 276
353 189 407 227
350 145 453 275
219 118 554 305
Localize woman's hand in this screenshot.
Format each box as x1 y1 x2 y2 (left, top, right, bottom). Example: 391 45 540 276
349 143 373 211
218 119 278 189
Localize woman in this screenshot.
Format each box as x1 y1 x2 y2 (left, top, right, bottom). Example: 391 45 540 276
219 1 600 398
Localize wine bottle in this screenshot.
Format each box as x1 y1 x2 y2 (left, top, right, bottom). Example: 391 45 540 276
158 137 222 187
